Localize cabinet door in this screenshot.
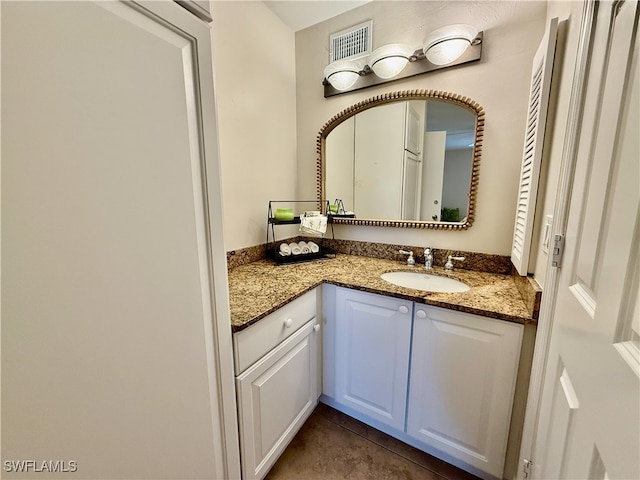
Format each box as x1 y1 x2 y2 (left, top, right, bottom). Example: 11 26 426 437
407 306 523 478
237 319 320 480
334 288 413 430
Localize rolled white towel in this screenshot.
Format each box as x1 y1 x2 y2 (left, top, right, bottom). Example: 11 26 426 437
307 241 320 253
279 243 292 256
298 241 311 254
289 242 302 255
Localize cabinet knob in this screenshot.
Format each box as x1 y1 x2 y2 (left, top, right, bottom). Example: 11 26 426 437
416 310 427 318
398 305 409 314
313 324 320 332
284 318 293 328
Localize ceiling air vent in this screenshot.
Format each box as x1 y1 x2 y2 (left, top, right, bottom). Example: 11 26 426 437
330 21 372 62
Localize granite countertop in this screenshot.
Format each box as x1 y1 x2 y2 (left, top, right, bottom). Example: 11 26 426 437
227 254 537 332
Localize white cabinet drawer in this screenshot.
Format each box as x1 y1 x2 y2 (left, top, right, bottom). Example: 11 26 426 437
233 288 318 374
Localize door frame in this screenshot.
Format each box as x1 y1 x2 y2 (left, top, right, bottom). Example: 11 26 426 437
133 3 242 476
517 1 597 477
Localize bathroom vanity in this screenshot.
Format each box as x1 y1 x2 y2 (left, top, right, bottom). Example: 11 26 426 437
233 289 321 480
228 254 538 480
323 285 523 479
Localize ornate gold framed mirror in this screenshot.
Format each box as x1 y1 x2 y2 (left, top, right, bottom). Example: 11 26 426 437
317 90 485 230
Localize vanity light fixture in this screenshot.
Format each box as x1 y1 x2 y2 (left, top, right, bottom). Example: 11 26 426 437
368 43 415 79
423 24 479 66
323 24 483 97
323 59 363 91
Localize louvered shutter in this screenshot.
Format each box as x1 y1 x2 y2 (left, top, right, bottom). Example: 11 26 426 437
511 17 559 275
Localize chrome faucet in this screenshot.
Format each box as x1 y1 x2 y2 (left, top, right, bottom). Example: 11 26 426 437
424 248 433 270
398 249 415 266
444 255 465 270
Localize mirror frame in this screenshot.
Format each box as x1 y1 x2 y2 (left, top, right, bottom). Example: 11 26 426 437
317 90 485 230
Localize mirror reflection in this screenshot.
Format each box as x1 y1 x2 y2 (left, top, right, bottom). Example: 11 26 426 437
320 92 483 229
326 99 475 223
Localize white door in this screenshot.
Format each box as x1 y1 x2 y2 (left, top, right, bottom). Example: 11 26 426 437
334 288 413 431
405 100 425 155
354 102 405 219
530 2 639 478
421 131 447 221
1 2 238 478
401 151 422 221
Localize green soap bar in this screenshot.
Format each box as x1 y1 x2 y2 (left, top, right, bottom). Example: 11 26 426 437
274 208 294 221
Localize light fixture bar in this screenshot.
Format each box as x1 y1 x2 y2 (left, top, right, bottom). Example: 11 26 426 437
323 31 483 98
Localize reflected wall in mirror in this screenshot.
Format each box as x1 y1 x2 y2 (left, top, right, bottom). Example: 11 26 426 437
318 91 484 230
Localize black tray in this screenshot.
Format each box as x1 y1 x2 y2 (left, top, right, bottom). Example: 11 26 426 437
268 216 301 225
268 245 336 265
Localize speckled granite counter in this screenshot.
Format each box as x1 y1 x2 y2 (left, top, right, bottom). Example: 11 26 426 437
228 254 537 332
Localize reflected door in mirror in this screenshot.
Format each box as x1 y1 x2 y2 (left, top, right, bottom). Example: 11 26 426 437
326 101 425 220
423 131 446 221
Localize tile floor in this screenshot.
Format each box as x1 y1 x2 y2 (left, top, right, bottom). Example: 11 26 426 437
266 403 482 480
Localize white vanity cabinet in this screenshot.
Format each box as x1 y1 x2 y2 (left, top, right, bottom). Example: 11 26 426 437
234 289 321 480
407 306 523 478
333 287 413 430
323 286 523 479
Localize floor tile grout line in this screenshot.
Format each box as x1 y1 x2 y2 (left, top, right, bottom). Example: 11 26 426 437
317 413 451 480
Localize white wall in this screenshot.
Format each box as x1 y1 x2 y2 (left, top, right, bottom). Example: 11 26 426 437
529 1 586 288
295 1 547 256
325 116 355 207
211 1 298 251
442 148 474 219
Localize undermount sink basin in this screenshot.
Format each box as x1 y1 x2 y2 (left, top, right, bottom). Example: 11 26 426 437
381 271 471 293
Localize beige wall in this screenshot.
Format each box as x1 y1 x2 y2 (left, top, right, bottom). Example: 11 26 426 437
529 0 586 288
296 1 548 257
211 1 298 251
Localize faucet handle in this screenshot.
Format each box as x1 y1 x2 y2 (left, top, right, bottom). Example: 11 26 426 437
398 249 415 266
444 255 465 270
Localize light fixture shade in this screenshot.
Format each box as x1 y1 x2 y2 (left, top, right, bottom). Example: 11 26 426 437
423 24 478 66
369 43 415 79
324 60 362 91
